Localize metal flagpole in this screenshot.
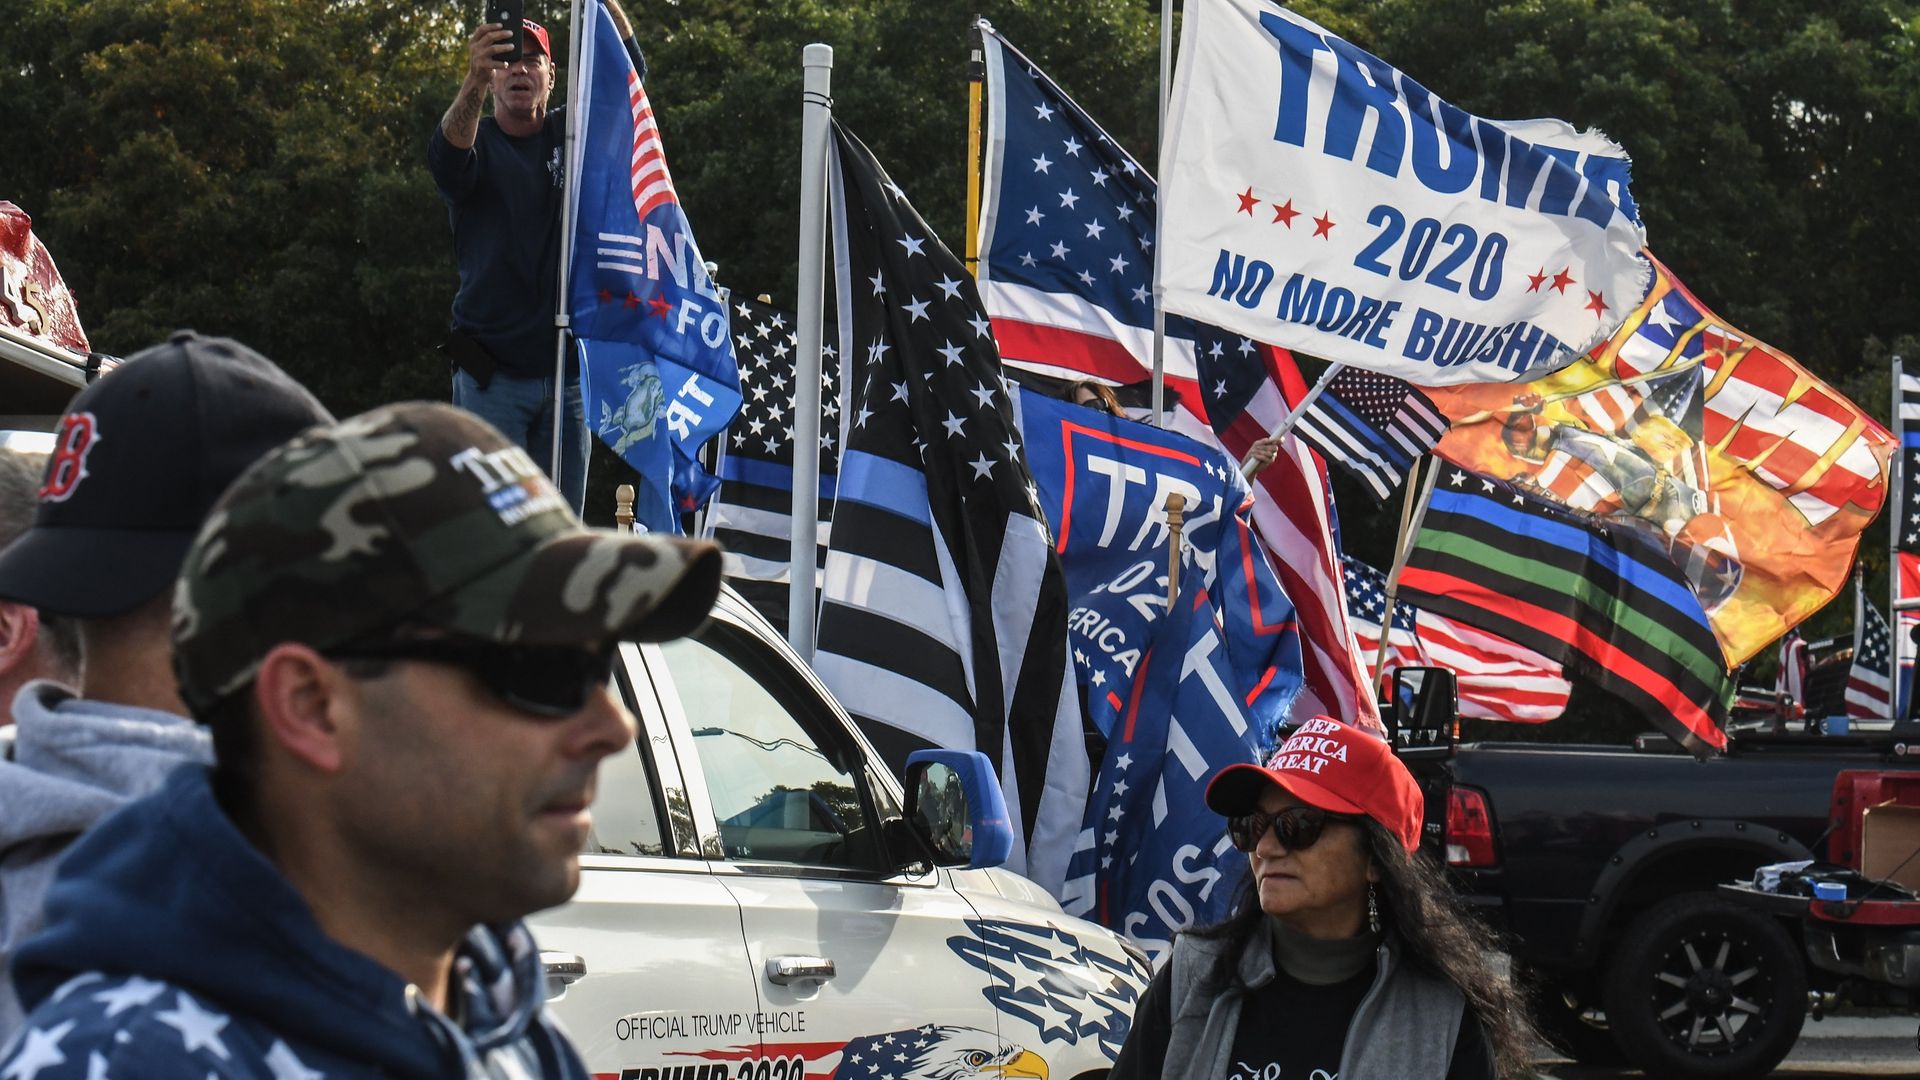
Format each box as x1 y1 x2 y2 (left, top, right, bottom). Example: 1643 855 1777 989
1239 362 1343 472
1892 355 1905 721
1150 0 1172 426
790 43 834 659
964 19 986 277
1376 455 1442 696
553 0 587 501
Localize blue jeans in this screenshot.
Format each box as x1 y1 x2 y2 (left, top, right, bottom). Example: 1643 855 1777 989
451 368 588 514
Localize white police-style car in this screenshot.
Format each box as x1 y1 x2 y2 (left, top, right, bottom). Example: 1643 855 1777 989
531 586 1150 1080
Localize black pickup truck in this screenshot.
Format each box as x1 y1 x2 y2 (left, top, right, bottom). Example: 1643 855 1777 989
1387 669 1920 1078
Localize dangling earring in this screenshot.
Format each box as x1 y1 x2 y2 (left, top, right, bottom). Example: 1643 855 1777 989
1367 883 1380 933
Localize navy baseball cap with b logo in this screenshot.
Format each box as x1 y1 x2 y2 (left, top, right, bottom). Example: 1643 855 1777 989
0 331 332 617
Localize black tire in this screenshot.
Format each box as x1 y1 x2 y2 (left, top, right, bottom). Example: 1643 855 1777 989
1601 894 1806 1079
1530 976 1628 1066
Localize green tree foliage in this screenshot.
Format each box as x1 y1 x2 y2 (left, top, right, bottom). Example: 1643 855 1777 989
3 0 1917 736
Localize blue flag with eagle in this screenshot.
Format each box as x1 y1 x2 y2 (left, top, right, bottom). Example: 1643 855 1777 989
566 1 740 532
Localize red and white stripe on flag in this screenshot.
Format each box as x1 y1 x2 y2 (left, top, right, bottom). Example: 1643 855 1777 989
627 73 678 220
1417 612 1571 723
1697 327 1886 528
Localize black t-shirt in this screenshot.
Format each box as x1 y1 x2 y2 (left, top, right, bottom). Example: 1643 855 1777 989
1110 955 1496 1080
427 113 567 378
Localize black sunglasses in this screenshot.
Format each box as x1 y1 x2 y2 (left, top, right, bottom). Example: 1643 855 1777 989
1226 806 1361 853
327 637 618 718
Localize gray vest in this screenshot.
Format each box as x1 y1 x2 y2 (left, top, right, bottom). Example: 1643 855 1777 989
1161 920 1465 1079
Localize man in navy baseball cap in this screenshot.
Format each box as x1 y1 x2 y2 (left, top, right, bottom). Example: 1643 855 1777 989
0 330 331 1039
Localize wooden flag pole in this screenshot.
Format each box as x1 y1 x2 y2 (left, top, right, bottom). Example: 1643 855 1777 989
1375 455 1439 694
964 18 986 276
1166 492 1187 610
615 484 636 532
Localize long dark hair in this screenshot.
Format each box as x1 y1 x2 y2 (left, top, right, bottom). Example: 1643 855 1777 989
1190 820 1539 1079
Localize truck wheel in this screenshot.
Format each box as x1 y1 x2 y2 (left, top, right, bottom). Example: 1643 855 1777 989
1530 977 1627 1065
1601 894 1806 1078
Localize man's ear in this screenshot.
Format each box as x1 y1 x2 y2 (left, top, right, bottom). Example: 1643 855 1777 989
0 602 41 679
252 643 359 775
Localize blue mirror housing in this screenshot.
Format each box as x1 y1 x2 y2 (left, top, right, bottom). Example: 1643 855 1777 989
904 749 1014 869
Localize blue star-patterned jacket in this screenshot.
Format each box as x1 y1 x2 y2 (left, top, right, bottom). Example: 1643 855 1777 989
0 766 589 1079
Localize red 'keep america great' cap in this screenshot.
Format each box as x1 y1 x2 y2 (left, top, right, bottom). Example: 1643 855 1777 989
1205 716 1424 853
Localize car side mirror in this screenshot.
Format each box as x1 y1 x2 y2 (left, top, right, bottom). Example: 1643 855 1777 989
902 749 1014 869
1388 666 1457 760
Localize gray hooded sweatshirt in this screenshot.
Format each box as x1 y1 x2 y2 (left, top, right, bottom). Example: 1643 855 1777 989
0 680 211 1040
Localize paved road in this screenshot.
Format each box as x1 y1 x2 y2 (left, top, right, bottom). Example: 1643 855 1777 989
1538 1015 1920 1077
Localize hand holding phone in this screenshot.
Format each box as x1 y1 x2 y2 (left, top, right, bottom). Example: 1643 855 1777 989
487 0 525 64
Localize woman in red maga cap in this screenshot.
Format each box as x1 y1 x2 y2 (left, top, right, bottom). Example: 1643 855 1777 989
1110 717 1538 1080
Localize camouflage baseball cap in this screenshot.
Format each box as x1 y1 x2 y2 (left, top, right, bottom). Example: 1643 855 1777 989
173 401 722 713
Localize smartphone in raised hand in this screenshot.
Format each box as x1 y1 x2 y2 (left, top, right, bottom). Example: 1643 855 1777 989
487 0 525 63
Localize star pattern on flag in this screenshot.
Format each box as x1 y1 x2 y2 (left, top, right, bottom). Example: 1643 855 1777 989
729 298 840 461
999 99 1159 324
944 919 1145 1057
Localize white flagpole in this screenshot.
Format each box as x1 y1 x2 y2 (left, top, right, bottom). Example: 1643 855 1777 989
1149 0 1172 426
1891 354 1905 722
553 0 588 499
790 43 834 659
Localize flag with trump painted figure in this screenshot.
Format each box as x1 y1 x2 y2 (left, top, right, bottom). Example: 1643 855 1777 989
812 121 1086 895
1424 254 1895 668
976 24 1378 733
566 1 740 532
1157 0 1648 384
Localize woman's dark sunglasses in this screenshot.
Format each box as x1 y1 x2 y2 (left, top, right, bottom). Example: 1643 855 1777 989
327 637 618 718
1226 805 1360 853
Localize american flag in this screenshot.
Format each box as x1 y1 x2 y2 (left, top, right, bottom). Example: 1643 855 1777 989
812 121 1086 894
704 297 837 634
975 25 1379 732
627 67 676 220
1613 261 1892 529
1343 555 1571 724
1847 591 1893 722
1774 628 1808 711
1293 369 1449 500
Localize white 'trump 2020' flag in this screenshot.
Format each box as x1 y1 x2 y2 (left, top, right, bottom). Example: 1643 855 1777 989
1158 0 1649 385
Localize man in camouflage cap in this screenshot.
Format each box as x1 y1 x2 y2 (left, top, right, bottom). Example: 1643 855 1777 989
4 402 721 1079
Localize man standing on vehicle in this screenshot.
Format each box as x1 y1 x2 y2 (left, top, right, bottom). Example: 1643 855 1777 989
0 332 331 1042
3 402 721 1076
0 447 79 727
428 1 644 514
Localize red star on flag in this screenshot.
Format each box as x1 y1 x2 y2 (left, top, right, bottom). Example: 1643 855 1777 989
1312 212 1336 239
1271 199 1299 227
622 291 641 309
1585 290 1608 316
648 295 673 320
1236 187 1259 215
598 288 613 304
1550 268 1576 294
1526 268 1546 293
